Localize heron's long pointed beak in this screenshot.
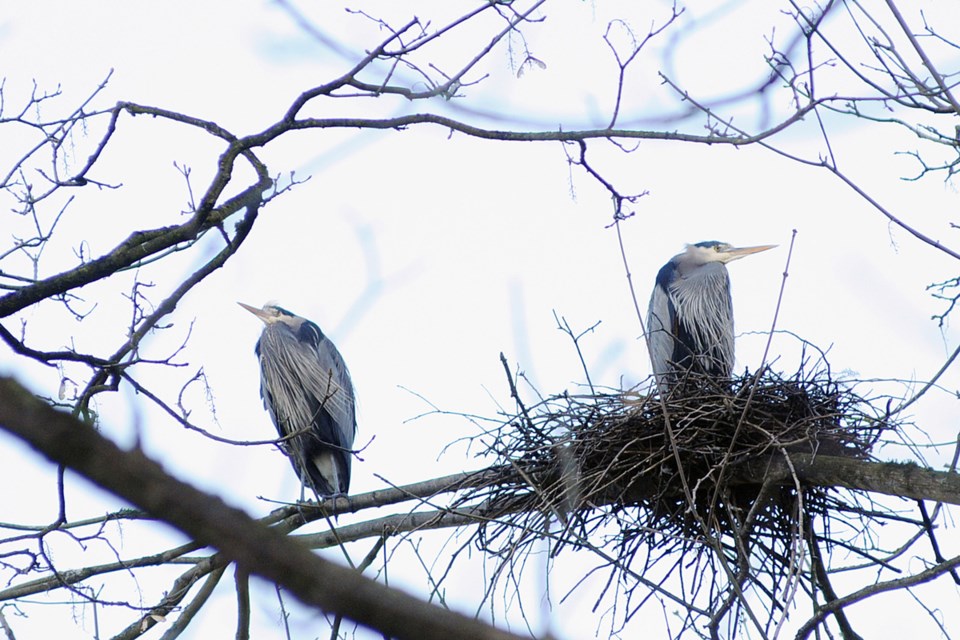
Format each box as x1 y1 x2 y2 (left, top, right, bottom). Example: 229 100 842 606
238 301 271 323
725 244 777 262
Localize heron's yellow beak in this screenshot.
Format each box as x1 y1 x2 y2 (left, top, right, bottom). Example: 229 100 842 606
237 301 271 323
725 244 777 261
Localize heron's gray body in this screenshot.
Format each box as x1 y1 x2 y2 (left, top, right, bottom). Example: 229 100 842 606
244 304 356 497
648 258 734 381
647 241 775 387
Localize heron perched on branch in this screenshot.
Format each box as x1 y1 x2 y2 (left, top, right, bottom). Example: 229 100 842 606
647 241 776 387
239 302 356 498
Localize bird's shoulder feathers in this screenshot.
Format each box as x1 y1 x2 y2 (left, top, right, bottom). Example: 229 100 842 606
297 319 325 349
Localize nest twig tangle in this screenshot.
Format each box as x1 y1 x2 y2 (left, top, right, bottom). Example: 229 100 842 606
464 362 899 638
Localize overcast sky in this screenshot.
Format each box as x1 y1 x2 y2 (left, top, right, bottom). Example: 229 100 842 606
2 1 960 638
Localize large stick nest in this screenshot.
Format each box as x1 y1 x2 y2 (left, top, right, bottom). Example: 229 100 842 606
462 364 898 633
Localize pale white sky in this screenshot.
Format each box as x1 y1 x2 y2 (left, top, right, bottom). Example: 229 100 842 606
2 1 960 638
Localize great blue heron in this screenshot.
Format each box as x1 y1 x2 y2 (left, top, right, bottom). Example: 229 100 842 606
647 241 776 387
239 302 356 498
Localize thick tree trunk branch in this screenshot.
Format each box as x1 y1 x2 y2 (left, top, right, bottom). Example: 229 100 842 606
0 376 526 640
734 454 960 506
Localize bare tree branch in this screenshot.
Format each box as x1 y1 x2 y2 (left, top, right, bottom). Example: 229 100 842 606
0 375 528 640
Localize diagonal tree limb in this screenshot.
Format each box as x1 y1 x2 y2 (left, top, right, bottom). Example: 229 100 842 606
0 375 527 640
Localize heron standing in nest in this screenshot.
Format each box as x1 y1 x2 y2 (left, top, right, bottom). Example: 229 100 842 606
240 302 357 498
647 241 776 388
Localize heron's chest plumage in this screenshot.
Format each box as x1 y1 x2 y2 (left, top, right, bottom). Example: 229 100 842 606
667 264 734 368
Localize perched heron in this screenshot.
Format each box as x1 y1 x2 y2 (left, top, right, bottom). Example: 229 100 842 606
239 302 356 498
646 241 776 386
